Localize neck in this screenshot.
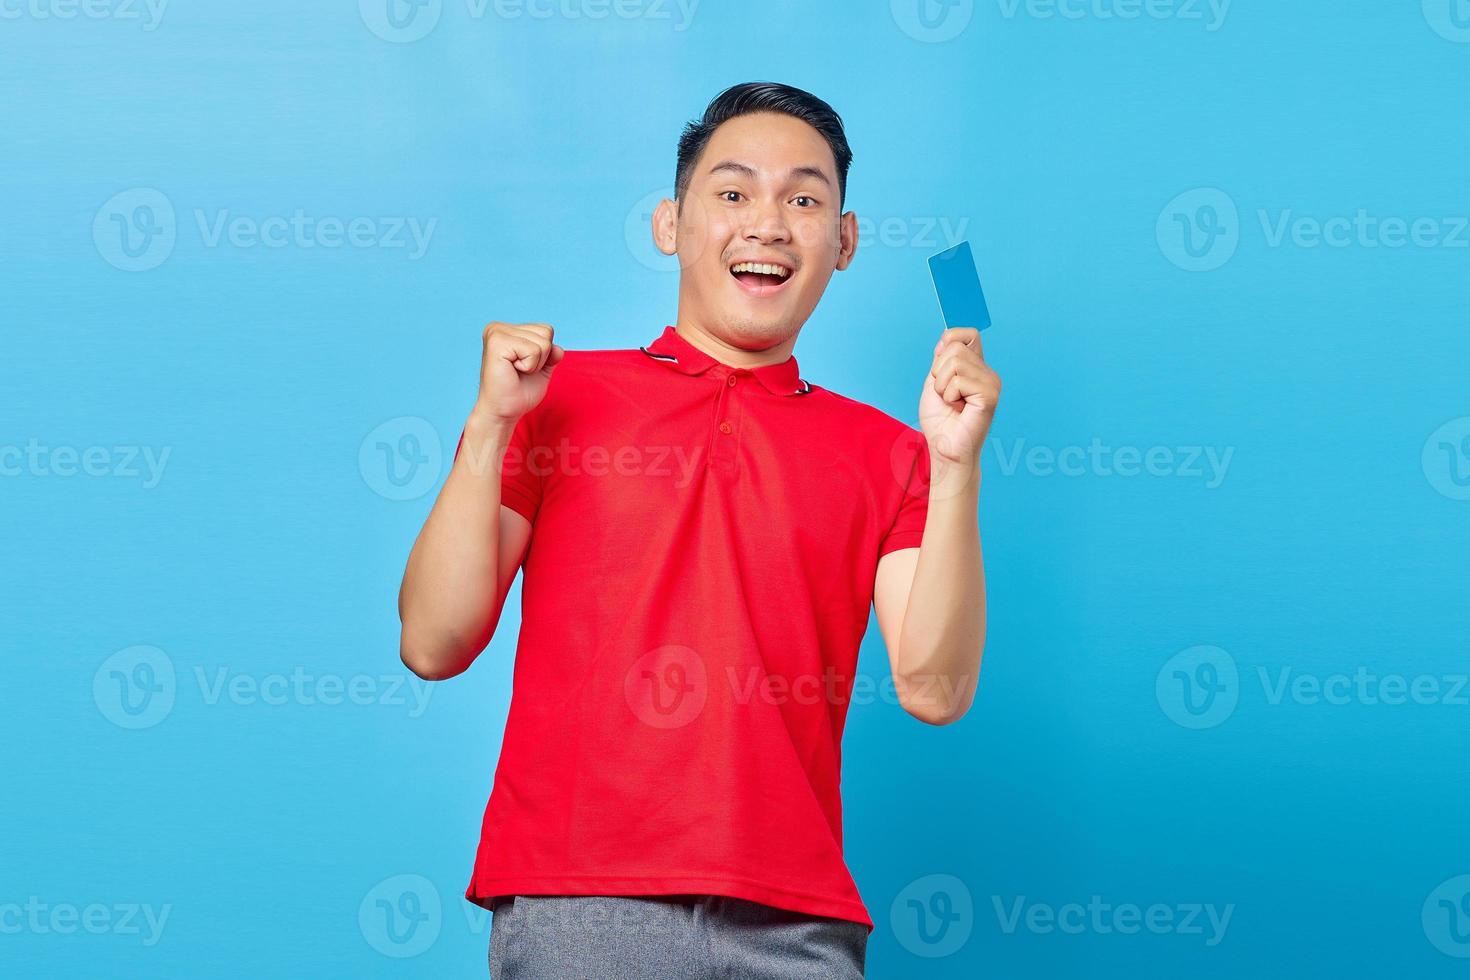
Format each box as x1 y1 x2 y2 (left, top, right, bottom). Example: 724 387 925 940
673 319 796 369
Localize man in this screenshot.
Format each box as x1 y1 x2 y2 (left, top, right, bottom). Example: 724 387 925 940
397 81 999 978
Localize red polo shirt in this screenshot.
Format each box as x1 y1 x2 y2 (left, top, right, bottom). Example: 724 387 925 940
461 324 932 931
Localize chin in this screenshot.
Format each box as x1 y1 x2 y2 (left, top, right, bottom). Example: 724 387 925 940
716 316 796 350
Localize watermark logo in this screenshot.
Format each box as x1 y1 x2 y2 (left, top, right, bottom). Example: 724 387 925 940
891 0 974 42
93 645 176 730
359 874 442 957
1257 666 1468 708
93 188 176 272
1423 0 1470 42
465 0 698 28
1160 188 1470 270
995 0 1229 31
192 210 436 257
855 214 970 252
0 898 171 946
890 874 974 958
1156 645 1238 729
359 0 442 42
1424 875 1470 957
360 416 443 501
0 0 168 30
0 440 171 487
1423 417 1470 501
93 647 434 725
1157 188 1238 272
991 437 1233 487
193 667 434 716
1159 648 1465 727
94 190 437 270
624 645 707 729
993 895 1233 945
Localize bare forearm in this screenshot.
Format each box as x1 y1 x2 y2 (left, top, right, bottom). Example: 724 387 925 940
398 411 515 679
894 460 986 723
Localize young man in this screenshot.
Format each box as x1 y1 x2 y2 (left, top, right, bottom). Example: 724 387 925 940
397 81 999 979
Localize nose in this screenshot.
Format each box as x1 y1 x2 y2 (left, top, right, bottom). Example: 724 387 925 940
743 197 791 245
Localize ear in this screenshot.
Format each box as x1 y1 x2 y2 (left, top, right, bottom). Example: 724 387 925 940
834 210 858 271
653 197 678 257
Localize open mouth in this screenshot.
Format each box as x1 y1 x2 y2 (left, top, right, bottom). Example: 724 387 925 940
729 260 793 297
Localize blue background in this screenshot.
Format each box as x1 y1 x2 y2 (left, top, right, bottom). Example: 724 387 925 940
5 1 1469 976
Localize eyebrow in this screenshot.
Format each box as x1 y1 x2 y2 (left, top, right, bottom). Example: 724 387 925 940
705 159 833 191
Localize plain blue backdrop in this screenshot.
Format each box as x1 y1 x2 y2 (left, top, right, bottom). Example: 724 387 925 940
5 1 1469 976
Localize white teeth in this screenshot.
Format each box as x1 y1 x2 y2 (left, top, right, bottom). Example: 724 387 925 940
730 261 791 279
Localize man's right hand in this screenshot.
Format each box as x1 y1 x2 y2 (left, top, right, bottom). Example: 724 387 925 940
477 322 565 423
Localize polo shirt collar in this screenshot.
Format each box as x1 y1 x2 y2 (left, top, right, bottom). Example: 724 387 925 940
640 325 811 397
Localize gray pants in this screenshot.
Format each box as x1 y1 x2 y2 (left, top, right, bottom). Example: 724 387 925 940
488 894 868 979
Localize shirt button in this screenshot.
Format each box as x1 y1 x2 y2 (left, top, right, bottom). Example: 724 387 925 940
718 421 732 434
727 375 738 387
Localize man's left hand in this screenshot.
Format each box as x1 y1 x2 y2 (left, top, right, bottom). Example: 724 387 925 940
920 326 1001 473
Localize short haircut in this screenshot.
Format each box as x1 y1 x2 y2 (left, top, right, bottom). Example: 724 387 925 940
674 81 853 210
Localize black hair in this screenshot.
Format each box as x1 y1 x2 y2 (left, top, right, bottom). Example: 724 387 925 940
674 81 852 210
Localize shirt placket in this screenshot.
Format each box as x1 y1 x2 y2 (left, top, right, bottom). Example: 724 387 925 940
707 367 745 477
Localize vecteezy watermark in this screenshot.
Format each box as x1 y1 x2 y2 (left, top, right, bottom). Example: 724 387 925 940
359 0 698 43
1156 645 1470 730
623 644 974 729
854 214 970 252
0 898 172 947
464 0 698 28
499 439 704 486
890 0 974 43
992 895 1234 946
359 0 442 42
995 0 1230 31
93 188 176 272
193 210 435 258
93 646 435 729
360 417 444 502
93 188 437 271
359 875 442 958
358 872 695 955
1156 645 1239 729
1257 666 1469 708
0 440 171 488
990 437 1234 488
1257 209 1470 251
890 874 975 957
93 645 177 730
1156 188 1239 272
1423 0 1470 43
1423 417 1470 501
360 416 714 501
1423 875 1470 958
481 893 702 944
1159 187 1470 271
0 0 168 30
624 645 709 729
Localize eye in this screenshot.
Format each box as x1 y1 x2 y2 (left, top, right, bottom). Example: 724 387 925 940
792 195 817 208
720 191 743 203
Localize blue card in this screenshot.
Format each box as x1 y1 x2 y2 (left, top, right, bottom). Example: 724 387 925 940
927 240 991 331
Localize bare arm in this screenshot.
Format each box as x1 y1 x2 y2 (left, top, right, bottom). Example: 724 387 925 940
397 322 563 680
873 326 1000 725
873 467 984 725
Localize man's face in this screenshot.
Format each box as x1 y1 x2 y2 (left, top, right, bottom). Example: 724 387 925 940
653 112 858 350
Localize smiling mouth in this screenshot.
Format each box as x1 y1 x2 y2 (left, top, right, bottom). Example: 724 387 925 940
729 260 793 297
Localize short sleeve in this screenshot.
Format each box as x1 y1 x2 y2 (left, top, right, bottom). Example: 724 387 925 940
453 411 543 524
878 426 931 558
